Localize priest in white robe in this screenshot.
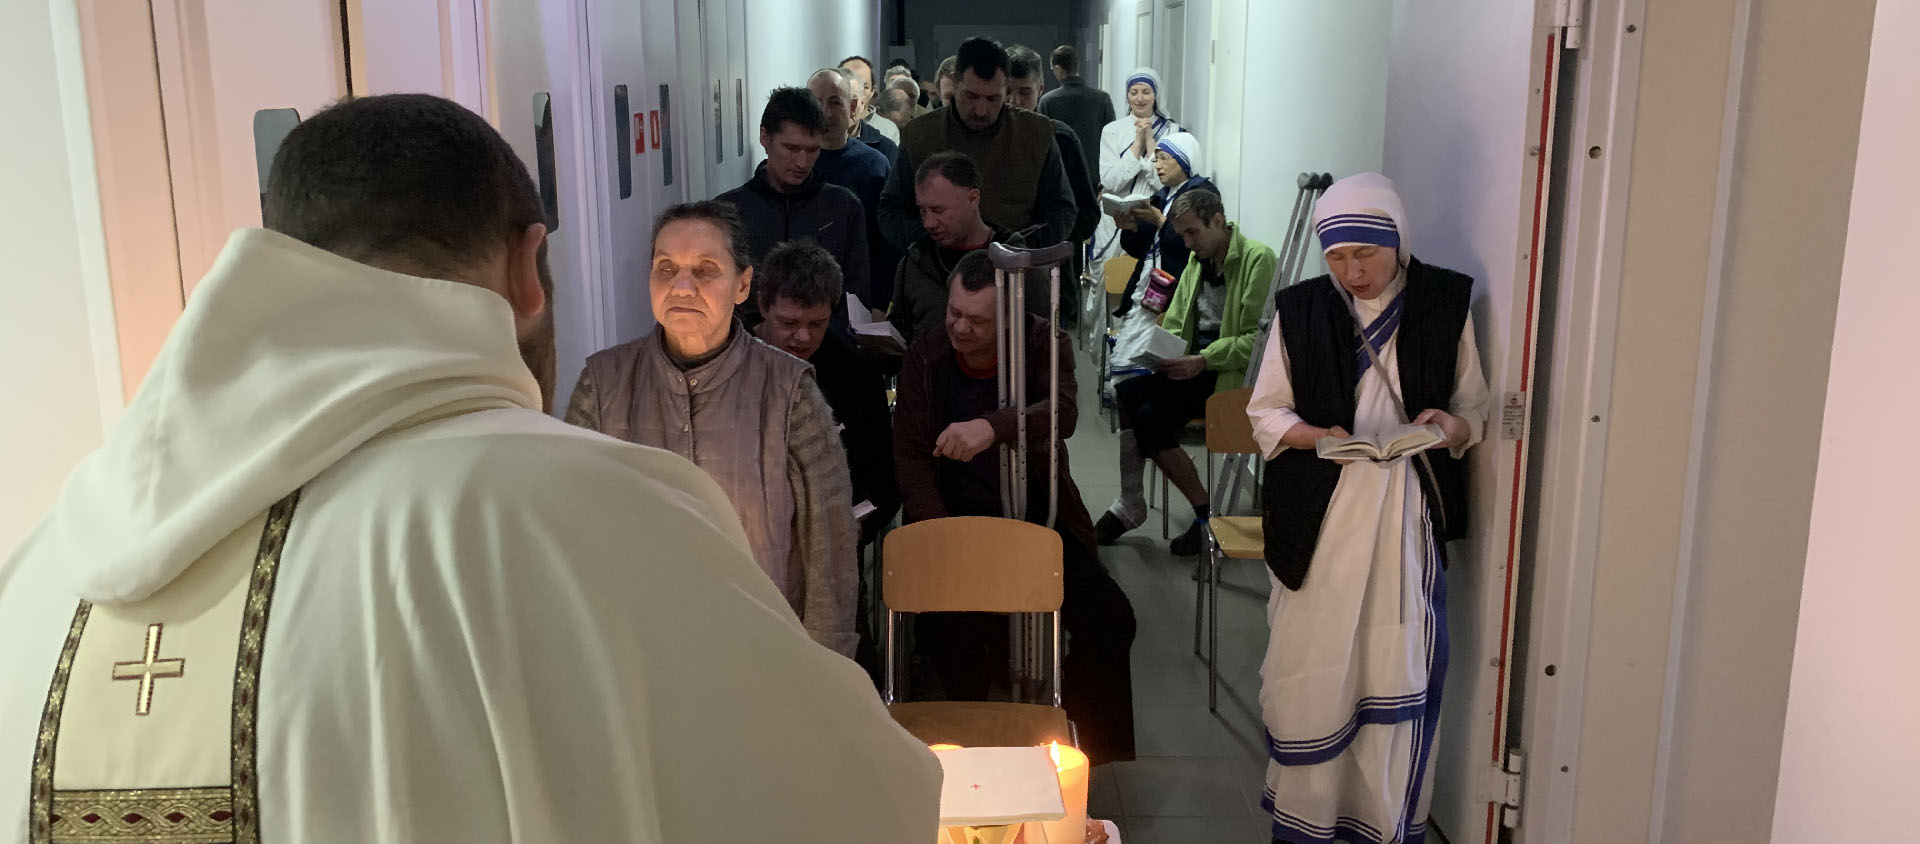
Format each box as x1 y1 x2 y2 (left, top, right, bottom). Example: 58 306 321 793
1245 172 1491 844
0 93 940 844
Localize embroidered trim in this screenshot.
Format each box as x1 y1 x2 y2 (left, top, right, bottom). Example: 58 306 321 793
230 490 301 844
29 602 92 844
48 787 234 843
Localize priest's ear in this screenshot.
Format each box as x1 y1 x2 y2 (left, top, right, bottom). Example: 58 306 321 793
503 222 551 332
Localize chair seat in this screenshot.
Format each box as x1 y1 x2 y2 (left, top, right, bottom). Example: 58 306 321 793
887 701 1074 749
1209 516 1265 560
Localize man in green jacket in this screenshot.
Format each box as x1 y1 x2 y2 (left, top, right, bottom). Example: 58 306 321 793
1097 188 1277 554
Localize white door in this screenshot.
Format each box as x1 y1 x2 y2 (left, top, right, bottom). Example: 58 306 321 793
725 0 751 188
583 0 665 346
1381 5 1564 843
344 0 490 112
149 0 347 293
489 0 602 413
1160 0 1185 121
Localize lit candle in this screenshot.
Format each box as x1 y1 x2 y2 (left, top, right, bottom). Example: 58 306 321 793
1034 742 1089 844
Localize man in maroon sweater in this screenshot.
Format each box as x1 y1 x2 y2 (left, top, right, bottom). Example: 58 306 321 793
892 249 1137 766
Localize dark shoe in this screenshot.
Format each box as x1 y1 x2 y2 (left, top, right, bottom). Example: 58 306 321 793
1095 512 1132 545
1169 519 1208 557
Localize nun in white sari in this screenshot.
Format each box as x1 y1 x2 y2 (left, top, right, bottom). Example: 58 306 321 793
1245 173 1491 844
1092 67 1182 269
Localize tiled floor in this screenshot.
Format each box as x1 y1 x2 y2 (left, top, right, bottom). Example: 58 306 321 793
1060 340 1278 844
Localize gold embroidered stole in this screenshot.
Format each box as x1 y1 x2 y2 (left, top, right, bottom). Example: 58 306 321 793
29 492 301 844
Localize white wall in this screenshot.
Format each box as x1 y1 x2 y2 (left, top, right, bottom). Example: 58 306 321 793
1772 2 1920 838
1228 1 1391 268
0 1 115 555
744 0 875 116
1382 3 1536 839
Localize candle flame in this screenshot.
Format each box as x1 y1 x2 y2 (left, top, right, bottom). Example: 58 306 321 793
929 743 963 752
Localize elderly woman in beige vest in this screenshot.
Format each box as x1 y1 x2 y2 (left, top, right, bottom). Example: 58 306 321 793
564 200 857 658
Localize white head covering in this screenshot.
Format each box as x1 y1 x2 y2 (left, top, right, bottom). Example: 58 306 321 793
1312 172 1409 261
1154 131 1202 184
1124 66 1171 125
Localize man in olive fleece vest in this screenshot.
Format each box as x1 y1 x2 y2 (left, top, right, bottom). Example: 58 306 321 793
876 36 1078 254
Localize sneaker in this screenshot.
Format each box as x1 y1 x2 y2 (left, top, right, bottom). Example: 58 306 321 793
1169 518 1208 557
1095 512 1133 545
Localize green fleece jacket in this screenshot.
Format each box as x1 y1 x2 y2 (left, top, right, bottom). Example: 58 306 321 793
1159 223 1277 394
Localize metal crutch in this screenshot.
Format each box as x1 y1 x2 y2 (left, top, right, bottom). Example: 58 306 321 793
1217 172 1332 516
990 239 1075 708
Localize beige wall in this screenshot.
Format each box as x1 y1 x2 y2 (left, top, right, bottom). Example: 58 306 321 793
1570 1 1874 841
1773 3 1920 836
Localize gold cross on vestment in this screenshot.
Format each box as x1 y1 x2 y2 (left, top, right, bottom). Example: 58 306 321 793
111 623 185 716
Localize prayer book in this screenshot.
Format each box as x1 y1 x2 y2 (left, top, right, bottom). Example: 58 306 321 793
847 293 907 355
1127 325 1188 366
1315 424 1446 462
1100 192 1152 217
932 746 1067 828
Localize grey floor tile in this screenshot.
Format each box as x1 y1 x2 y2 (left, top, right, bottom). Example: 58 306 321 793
1111 755 1252 817
1088 765 1124 819
1133 704 1242 757
1124 815 1264 844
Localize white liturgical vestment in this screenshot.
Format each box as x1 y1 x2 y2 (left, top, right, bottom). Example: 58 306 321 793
0 229 942 843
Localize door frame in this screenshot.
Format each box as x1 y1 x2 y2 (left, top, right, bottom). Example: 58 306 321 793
1511 0 1649 840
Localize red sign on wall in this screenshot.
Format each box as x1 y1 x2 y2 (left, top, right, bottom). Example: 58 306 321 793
633 113 646 154
649 110 661 149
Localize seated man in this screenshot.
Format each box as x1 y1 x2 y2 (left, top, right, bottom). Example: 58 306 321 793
893 250 1137 766
718 86 870 330
1098 187 1276 556
889 152 1047 344
566 201 858 658
753 242 898 542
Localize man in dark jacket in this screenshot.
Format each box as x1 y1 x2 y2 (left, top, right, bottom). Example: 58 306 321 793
889 152 1052 345
752 242 897 684
878 37 1078 254
892 248 1136 766
718 87 870 330
808 68 896 316
1037 45 1114 188
1009 44 1098 325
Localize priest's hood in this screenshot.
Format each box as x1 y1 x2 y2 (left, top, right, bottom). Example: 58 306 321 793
44 229 541 604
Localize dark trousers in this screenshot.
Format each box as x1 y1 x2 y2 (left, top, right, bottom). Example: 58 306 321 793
915 536 1138 765
1117 370 1220 456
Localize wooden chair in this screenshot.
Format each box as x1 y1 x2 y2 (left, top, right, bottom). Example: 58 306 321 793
1197 387 1264 712
883 516 1074 750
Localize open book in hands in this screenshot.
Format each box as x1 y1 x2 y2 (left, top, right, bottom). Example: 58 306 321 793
1100 192 1152 217
1315 424 1447 462
846 293 907 356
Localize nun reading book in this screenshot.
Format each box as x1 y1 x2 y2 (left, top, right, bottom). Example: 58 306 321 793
1245 172 1493 844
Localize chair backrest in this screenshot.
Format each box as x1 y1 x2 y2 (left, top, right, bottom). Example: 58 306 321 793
1103 254 1139 295
884 516 1064 613
1205 387 1260 455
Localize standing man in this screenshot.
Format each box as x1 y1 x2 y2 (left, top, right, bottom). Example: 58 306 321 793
840 55 902 155
889 152 1046 345
806 68 894 317
934 56 958 109
878 37 1078 255
1008 44 1100 325
876 85 917 131
0 93 940 843
717 86 870 329
1245 173 1492 844
893 249 1137 766
1037 45 1115 189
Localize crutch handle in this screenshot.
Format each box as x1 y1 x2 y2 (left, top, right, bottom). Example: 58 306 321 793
988 240 1076 269
1311 172 1335 190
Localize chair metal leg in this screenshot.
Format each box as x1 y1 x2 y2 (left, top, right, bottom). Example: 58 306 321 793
1160 466 1170 540
1208 549 1222 713
1194 533 1208 657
